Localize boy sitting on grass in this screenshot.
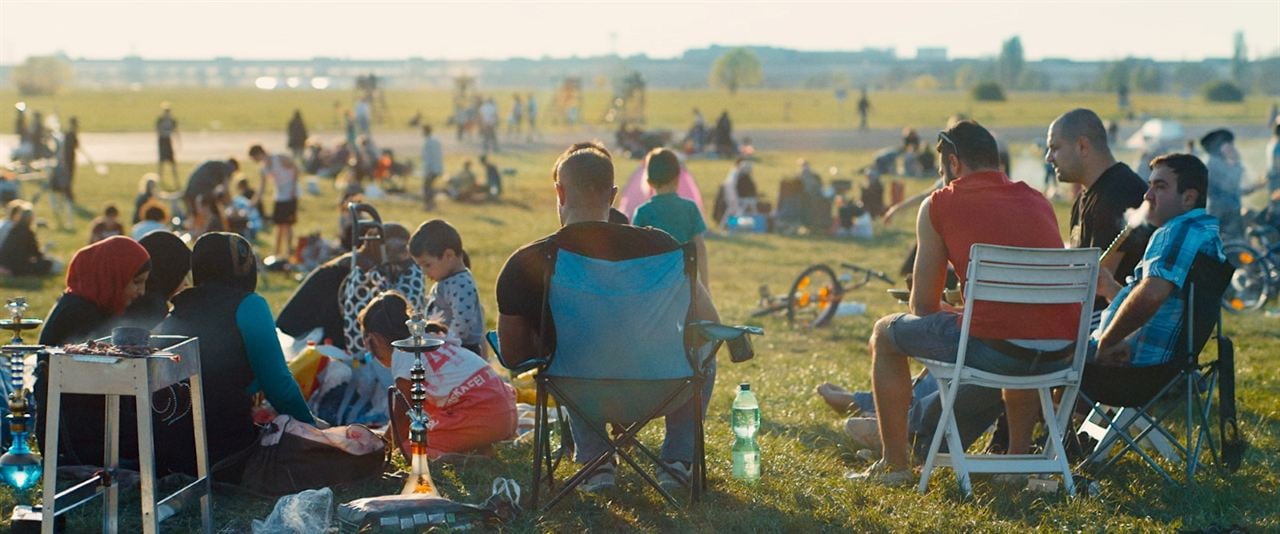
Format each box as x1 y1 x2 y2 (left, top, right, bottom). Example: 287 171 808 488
632 148 710 288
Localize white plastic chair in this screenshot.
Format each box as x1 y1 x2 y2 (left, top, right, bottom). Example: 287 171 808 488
917 244 1099 496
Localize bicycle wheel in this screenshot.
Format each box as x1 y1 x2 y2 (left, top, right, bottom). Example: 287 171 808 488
786 264 843 328
1222 243 1270 313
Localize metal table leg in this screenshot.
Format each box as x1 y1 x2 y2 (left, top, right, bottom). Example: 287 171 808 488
103 394 120 533
135 381 158 534
40 389 60 534
190 371 214 532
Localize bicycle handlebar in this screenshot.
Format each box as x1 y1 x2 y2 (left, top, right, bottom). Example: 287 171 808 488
840 263 896 285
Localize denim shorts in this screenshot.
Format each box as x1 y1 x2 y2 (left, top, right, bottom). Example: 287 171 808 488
886 312 1070 376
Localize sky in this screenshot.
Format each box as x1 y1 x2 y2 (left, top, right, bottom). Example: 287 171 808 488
1 1 1278 64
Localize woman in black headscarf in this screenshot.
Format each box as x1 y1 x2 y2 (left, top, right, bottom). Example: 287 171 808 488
119 230 190 330
154 232 315 478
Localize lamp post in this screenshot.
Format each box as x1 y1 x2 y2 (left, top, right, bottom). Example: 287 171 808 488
0 297 44 500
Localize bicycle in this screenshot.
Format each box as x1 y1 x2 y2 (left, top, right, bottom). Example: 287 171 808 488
751 263 896 328
1221 220 1280 313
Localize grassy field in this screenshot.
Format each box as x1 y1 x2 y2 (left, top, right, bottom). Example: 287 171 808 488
3 87 1276 135
1 149 1278 531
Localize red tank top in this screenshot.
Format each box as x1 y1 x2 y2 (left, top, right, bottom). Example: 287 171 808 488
929 171 1079 340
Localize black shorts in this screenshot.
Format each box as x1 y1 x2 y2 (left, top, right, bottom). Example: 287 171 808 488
158 137 175 162
273 200 298 225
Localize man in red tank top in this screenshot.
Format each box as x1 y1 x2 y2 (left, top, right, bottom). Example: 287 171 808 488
849 120 1079 485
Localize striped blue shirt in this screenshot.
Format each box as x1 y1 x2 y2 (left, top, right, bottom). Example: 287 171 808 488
1093 208 1224 367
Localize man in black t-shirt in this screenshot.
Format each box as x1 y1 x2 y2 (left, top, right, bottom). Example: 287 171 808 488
182 158 239 219
496 141 718 492
1046 109 1150 314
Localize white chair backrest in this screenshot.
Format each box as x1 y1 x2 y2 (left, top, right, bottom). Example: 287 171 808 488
959 244 1100 375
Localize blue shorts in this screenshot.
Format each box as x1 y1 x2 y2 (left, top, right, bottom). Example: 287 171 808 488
886 312 1070 376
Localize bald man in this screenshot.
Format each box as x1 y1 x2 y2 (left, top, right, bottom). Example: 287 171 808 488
1046 108 1149 310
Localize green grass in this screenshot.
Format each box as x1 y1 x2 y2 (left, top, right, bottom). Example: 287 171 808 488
4 87 1274 134
2 150 1278 532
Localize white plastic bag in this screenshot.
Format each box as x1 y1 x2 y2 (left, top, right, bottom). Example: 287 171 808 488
251 487 334 534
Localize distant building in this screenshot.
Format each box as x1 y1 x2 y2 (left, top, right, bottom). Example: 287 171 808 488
916 48 948 62
0 47 1248 94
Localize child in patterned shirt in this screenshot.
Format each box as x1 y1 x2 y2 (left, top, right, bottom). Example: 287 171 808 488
410 219 485 355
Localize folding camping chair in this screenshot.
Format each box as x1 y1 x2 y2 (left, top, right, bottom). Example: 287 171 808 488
1077 253 1242 485
492 243 760 512
917 244 1099 497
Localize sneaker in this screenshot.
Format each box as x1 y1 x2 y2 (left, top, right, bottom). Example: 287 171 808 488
579 462 616 494
845 459 915 486
843 417 882 449
656 460 691 491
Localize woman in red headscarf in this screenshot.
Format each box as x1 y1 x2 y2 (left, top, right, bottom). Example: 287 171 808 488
35 235 151 467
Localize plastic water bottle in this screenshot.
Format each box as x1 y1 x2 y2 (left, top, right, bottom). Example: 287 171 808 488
732 383 761 481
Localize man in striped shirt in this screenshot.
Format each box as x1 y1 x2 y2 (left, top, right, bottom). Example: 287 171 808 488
1085 153 1224 399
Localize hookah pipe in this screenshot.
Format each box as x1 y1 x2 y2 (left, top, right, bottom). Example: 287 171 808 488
387 312 444 495
1 297 46 495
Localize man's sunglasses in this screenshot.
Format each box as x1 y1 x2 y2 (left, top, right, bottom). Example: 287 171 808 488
936 131 960 158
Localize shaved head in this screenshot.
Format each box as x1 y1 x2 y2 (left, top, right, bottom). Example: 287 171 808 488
553 141 615 202
1051 108 1110 153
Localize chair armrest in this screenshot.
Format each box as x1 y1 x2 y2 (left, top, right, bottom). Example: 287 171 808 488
689 321 764 342
487 329 549 374
689 321 764 364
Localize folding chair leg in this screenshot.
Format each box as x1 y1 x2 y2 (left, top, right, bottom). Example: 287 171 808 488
917 377 953 493
1195 371 1218 477
943 408 971 496
529 381 548 510
692 387 706 504
1037 387 1075 496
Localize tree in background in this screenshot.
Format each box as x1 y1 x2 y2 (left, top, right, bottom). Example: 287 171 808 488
710 48 763 94
1098 58 1163 93
11 55 73 96
1171 62 1219 94
1254 56 1280 95
996 36 1024 90
1230 31 1250 93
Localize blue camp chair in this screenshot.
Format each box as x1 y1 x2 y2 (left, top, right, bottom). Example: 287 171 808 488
492 244 761 512
1077 253 1244 485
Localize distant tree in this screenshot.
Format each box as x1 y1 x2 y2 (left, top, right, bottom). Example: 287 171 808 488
912 74 940 91
1171 62 1219 93
11 55 73 96
1253 56 1280 95
953 64 979 89
996 36 1025 89
1097 59 1134 92
1131 62 1164 93
710 48 763 94
1230 31 1250 91
971 82 1006 102
1203 80 1244 103
1097 57 1162 93
1017 69 1051 91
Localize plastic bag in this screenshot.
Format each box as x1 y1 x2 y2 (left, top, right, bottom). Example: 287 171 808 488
251 487 334 534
